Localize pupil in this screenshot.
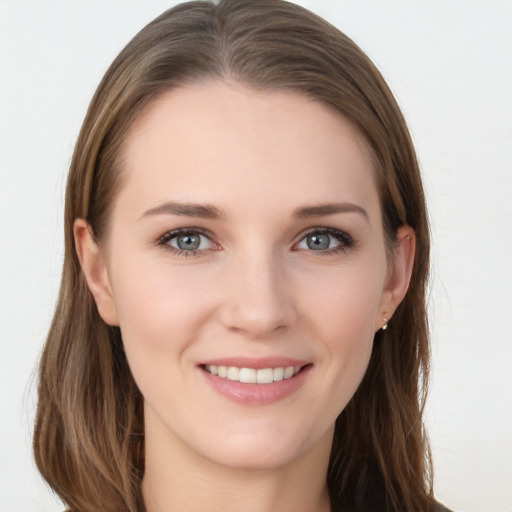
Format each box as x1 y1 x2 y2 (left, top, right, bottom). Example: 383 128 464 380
177 234 200 250
307 233 330 250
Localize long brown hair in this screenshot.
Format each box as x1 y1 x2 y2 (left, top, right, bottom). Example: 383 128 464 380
34 1 433 510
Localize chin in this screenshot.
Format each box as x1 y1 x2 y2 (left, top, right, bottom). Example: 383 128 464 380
197 422 333 472
206 443 305 471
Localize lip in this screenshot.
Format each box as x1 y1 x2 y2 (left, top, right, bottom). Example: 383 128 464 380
200 356 310 369
198 358 312 405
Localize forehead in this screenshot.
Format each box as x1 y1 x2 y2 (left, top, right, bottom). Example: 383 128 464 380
116 81 379 220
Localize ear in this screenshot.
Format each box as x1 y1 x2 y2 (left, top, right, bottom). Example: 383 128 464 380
375 225 416 331
74 218 119 326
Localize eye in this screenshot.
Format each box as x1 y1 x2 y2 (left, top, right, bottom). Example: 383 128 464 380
295 228 354 253
171 233 207 251
157 229 216 256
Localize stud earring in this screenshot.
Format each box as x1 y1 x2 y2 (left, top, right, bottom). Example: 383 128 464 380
381 318 388 331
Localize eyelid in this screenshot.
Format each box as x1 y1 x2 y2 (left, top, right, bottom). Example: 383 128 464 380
156 226 212 243
155 226 355 257
293 226 355 252
156 227 220 255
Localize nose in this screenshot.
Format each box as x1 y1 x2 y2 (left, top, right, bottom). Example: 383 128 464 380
218 250 298 339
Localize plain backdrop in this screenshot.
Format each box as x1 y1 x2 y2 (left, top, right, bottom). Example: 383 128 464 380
1 1 511 511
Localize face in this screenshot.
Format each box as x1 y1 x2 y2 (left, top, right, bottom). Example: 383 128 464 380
78 81 411 471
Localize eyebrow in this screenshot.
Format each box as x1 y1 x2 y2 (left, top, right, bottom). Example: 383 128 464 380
292 202 369 221
140 201 368 222
140 202 226 220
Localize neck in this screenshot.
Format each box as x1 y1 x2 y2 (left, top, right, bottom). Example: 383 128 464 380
142 417 333 512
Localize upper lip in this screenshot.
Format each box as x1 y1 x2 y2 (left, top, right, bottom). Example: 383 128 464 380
199 357 310 369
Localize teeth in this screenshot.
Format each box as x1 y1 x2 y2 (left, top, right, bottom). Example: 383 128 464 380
239 368 256 383
205 365 302 383
283 366 294 379
273 367 284 381
226 367 240 381
257 368 274 384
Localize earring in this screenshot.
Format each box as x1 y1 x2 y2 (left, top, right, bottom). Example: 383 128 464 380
381 318 388 331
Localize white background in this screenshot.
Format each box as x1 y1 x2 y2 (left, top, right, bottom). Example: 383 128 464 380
1 1 511 511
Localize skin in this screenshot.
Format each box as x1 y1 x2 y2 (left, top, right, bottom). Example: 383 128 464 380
75 81 415 512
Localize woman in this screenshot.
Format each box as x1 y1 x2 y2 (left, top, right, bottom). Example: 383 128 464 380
33 1 448 510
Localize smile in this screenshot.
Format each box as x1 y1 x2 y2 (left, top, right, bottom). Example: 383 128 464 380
204 364 303 384
199 358 312 405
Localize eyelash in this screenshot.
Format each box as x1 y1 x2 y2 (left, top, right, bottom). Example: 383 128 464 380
295 227 356 256
156 228 216 258
156 227 356 257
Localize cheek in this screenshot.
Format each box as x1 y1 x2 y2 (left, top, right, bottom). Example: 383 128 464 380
108 256 224 417
298 262 384 402
107 250 217 371
111 241 211 323
300 259 384 340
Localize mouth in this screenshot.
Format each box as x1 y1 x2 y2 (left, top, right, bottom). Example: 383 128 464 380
198 359 312 405
201 364 306 384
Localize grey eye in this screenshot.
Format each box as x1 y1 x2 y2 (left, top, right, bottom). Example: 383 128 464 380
175 233 201 250
305 233 331 250
160 229 215 254
166 232 214 252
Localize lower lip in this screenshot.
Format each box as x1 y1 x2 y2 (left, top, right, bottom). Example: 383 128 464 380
200 365 312 405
